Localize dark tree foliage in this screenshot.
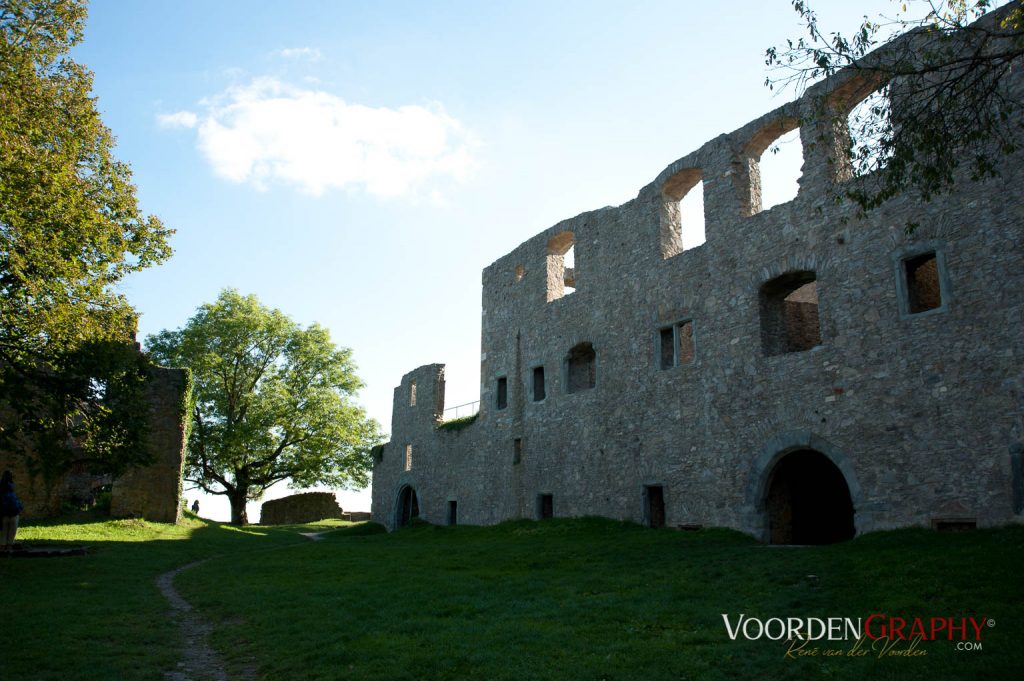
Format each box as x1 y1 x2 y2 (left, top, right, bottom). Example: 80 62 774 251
0 1 173 482
766 1 1024 217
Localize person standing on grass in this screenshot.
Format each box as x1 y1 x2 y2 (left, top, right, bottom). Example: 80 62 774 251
191 499 200 515
1 470 23 552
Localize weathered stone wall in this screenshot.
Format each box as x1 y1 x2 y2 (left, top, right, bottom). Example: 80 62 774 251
0 453 110 517
260 492 344 525
372 12 1024 538
0 456 62 519
110 365 190 523
1 361 190 523
62 463 111 507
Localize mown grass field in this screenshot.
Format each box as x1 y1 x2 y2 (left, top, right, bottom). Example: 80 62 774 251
0 513 333 680
3 515 1022 680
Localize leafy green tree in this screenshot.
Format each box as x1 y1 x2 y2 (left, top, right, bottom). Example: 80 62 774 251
0 0 172 479
147 290 383 525
766 0 1024 217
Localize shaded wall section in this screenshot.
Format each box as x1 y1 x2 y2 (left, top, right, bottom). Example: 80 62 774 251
110 365 190 523
372 6 1024 535
1 362 190 523
260 492 345 525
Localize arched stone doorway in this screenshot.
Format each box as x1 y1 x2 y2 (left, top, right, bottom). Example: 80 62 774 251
765 449 855 544
396 485 419 528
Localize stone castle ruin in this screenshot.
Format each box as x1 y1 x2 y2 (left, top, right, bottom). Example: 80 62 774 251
260 492 345 525
371 13 1024 542
1 354 190 524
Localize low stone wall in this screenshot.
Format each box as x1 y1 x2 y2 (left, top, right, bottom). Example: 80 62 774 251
260 492 344 525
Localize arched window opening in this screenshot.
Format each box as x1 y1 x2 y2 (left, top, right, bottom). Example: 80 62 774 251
759 271 821 356
659 168 705 257
758 128 803 211
847 85 893 179
546 231 576 301
396 486 419 528
744 118 802 214
565 342 596 393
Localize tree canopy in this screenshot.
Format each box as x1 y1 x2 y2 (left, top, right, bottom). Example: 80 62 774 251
146 290 383 525
0 0 172 479
766 0 1024 217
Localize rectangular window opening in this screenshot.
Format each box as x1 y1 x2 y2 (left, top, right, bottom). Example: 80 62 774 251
447 500 458 526
645 485 665 529
532 366 546 402
513 438 522 465
409 380 417 407
404 444 412 471
538 493 553 520
659 327 674 369
905 252 942 313
496 376 508 410
659 321 695 369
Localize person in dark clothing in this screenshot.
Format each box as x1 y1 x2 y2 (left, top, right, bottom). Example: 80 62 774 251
1 470 23 552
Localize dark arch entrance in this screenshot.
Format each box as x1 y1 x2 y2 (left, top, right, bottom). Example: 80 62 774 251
765 449 855 544
396 486 419 528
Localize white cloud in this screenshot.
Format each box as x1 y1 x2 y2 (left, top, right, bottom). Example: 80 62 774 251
162 78 477 197
156 110 198 129
274 47 322 61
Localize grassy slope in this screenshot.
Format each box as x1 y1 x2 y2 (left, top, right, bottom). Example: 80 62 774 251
177 519 1024 681
0 513 335 681
3 515 1023 680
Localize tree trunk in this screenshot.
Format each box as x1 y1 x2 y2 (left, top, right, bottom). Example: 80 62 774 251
229 491 249 525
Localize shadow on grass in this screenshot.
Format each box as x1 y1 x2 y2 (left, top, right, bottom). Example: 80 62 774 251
9 513 1024 681
319 521 387 538
6 511 333 681
177 517 1024 681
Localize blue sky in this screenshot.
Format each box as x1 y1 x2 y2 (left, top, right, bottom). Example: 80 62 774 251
76 0 895 520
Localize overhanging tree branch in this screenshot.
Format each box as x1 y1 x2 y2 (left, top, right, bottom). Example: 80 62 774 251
766 0 1024 218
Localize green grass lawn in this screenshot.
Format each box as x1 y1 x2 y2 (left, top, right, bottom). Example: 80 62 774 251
3 515 1023 680
0 512 336 681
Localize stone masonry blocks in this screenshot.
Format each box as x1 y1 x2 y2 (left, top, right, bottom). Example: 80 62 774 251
372 11 1024 539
